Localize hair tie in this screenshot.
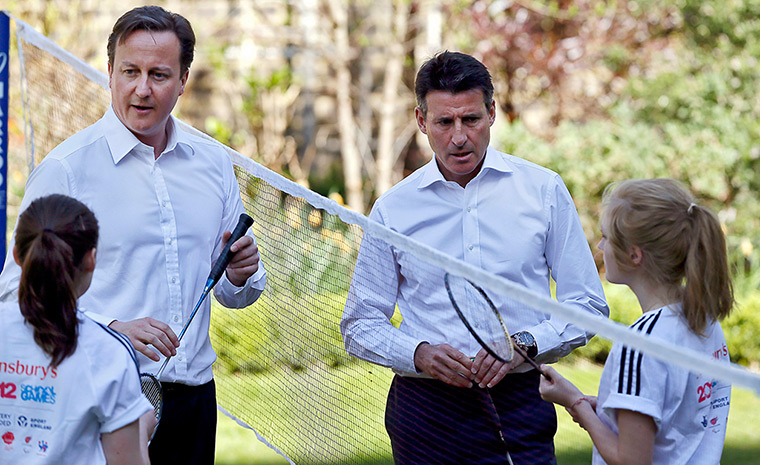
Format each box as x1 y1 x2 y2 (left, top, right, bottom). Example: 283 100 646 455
687 203 697 214
42 228 56 234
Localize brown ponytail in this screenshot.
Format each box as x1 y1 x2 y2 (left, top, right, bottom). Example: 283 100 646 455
15 194 99 367
602 179 734 335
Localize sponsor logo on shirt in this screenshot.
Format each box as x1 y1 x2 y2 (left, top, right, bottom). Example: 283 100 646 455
2 431 13 450
712 344 728 360
0 382 16 399
23 435 32 454
711 395 730 410
0 382 56 405
19 385 56 405
0 360 57 381
0 412 12 427
37 439 48 455
17 415 26 427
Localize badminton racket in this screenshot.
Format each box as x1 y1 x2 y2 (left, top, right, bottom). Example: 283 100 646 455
140 213 255 438
443 272 544 375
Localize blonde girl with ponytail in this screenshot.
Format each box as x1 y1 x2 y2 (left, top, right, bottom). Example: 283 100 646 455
539 179 734 465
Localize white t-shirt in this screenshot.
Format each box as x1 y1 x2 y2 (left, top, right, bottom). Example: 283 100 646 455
594 304 731 465
0 303 152 464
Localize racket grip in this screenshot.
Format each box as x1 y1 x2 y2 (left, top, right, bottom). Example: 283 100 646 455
207 213 254 289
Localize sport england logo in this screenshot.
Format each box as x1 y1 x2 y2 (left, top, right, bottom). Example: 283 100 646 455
17 415 27 427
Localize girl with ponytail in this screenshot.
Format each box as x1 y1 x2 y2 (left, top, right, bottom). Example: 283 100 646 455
0 194 153 465
539 179 734 465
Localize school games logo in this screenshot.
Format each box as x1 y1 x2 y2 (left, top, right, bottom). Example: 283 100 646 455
0 381 56 404
20 385 56 405
37 439 48 455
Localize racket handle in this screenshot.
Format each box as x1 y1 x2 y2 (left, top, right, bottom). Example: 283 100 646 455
207 213 254 290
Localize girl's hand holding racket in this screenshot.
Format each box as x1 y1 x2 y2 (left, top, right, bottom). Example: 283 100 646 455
538 365 585 408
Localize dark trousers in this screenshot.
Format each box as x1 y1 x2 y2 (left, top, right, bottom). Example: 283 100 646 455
149 379 217 465
385 373 557 465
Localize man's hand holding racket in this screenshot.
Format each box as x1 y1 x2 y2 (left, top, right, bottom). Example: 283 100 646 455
470 347 525 389
109 318 180 362
443 272 549 389
108 219 259 361
221 230 261 287
414 342 475 388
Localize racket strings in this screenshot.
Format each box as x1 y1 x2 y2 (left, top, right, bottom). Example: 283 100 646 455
445 273 515 363
140 373 163 421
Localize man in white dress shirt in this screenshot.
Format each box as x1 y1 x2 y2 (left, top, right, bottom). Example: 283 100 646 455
0 6 266 464
342 51 607 464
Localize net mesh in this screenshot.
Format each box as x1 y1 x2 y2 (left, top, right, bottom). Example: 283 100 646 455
7 14 760 465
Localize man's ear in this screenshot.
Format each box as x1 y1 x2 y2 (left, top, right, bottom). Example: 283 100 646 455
179 70 189 96
13 247 21 267
415 107 428 135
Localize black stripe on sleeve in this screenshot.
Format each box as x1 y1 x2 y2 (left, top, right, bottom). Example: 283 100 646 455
618 346 628 394
617 309 663 396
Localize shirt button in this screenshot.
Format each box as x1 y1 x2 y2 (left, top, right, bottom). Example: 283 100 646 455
173 315 180 323
171 277 177 283
467 207 472 212
178 355 184 361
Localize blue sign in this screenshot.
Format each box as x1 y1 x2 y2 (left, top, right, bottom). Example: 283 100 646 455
0 12 8 269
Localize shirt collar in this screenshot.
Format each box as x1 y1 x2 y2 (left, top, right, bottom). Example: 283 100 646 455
417 146 514 189
103 107 196 164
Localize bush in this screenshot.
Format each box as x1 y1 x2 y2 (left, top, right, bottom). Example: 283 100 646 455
569 281 760 368
568 283 641 364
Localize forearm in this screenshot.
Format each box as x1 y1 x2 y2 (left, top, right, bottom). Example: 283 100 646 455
101 420 150 465
572 402 654 465
572 401 626 465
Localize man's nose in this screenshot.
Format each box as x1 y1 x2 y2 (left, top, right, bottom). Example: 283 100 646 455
452 121 466 147
135 76 151 98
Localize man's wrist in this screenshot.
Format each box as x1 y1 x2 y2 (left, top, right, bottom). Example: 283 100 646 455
511 331 538 359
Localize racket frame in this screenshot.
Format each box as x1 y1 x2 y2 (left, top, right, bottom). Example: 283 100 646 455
444 272 543 373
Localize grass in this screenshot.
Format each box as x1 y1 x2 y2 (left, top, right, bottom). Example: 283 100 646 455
215 360 760 465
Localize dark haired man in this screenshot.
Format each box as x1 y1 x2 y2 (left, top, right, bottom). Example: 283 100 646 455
342 51 608 464
0 6 266 464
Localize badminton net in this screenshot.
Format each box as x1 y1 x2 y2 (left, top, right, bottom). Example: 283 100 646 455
7 13 760 464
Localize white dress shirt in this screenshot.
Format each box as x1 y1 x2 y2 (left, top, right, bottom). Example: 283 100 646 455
342 147 608 375
0 306 152 464
0 107 266 385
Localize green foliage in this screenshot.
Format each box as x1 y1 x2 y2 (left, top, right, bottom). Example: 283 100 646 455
568 283 641 363
211 291 353 375
567 280 760 367
725 290 760 368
